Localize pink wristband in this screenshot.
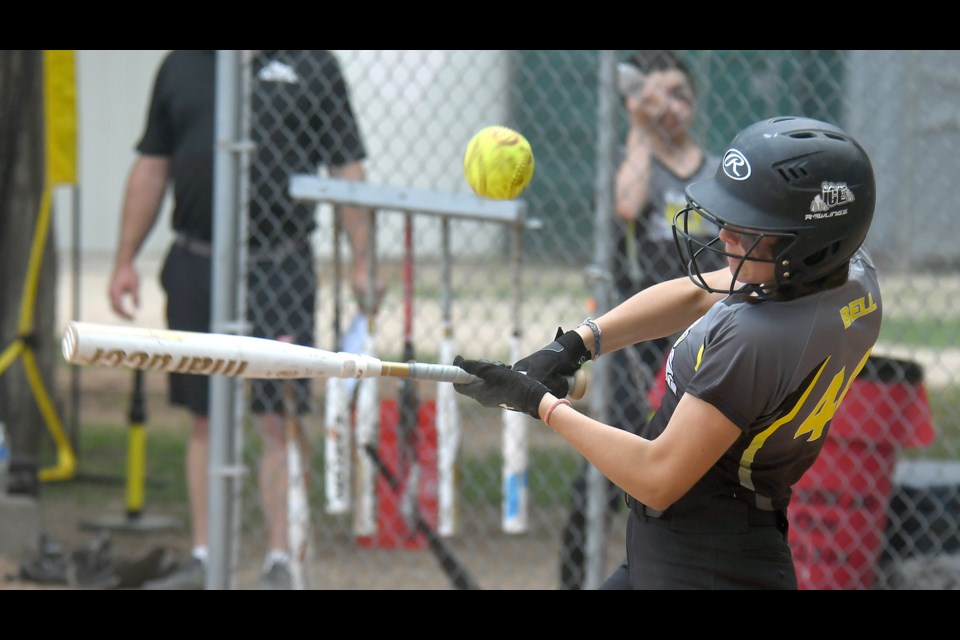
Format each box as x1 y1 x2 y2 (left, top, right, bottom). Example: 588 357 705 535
544 398 572 428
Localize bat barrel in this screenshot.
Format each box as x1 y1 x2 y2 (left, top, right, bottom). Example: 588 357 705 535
61 321 386 380
62 322 587 399
61 321 80 363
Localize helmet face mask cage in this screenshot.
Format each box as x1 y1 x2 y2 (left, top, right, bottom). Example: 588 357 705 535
673 203 798 296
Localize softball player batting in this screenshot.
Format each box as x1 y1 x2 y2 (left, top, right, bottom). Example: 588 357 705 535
454 116 881 589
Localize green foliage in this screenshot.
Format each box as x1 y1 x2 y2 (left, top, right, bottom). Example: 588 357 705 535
880 317 960 349
906 385 960 460
460 448 582 508
39 421 188 511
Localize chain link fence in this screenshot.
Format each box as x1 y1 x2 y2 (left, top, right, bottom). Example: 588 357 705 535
92 50 960 590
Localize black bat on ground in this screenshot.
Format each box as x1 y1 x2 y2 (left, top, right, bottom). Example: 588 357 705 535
363 443 480 590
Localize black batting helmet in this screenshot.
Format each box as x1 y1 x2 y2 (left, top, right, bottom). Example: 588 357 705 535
674 116 876 296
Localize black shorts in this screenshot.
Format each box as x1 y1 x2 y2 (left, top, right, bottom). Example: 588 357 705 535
160 242 213 417
160 241 317 417
247 244 316 415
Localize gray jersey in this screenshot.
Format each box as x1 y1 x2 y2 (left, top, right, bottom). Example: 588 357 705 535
642 153 719 242
614 152 720 296
642 248 882 512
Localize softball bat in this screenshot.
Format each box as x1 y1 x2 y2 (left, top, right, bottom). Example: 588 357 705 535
62 322 587 399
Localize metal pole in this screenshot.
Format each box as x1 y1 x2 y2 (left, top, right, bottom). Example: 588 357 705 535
583 50 619 590
69 185 81 458
502 207 529 534
208 50 249 590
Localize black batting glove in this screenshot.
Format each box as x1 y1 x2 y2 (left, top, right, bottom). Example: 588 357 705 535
512 327 590 398
453 356 550 420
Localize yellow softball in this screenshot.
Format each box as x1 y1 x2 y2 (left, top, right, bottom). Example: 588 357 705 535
463 125 535 200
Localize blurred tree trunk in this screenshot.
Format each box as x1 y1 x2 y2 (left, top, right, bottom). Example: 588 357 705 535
0 50 57 495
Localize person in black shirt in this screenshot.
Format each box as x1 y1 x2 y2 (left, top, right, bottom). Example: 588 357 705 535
108 50 378 589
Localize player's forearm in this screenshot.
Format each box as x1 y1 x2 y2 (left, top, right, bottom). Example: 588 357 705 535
113 156 169 268
539 377 741 512
330 160 372 274
577 269 728 355
538 394 672 507
341 204 372 274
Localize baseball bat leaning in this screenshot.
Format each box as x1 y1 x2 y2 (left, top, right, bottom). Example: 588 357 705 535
284 381 314 590
397 211 423 540
352 315 380 538
362 443 480 590
323 373 351 514
62 321 588 399
324 209 351 515
436 216 460 537
502 334 528 534
353 207 381 538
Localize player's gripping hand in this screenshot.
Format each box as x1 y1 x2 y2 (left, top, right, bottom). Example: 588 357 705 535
512 327 590 398
453 356 550 420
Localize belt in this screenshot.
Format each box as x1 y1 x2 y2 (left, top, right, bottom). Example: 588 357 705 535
248 237 311 263
174 234 311 262
625 494 785 533
174 233 212 258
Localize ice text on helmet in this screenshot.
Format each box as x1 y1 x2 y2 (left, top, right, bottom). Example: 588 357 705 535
807 181 856 220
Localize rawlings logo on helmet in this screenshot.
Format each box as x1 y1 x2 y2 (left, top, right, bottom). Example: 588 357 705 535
722 149 751 181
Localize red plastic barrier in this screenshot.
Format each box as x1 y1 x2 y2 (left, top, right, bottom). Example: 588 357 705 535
647 354 935 589
356 399 438 550
789 356 934 589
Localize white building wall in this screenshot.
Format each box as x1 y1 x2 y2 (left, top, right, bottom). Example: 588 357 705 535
60 50 172 259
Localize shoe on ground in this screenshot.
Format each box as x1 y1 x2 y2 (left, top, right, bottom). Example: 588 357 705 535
257 560 293 590
141 556 206 590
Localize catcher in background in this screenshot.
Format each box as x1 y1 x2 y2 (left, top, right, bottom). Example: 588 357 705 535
454 116 881 589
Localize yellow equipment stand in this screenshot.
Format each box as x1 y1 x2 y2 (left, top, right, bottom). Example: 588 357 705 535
80 370 180 534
